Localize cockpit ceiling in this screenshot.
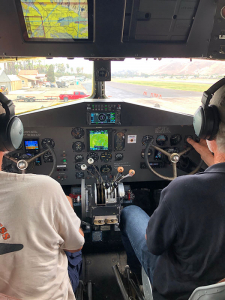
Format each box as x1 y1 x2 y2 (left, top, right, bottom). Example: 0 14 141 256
0 0 224 59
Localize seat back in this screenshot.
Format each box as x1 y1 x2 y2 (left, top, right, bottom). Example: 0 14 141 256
141 267 153 300
188 282 225 300
141 267 225 300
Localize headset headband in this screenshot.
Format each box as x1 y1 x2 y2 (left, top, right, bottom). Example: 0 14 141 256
0 92 15 120
201 77 225 108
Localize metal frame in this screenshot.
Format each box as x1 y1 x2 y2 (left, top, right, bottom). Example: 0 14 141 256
0 0 218 58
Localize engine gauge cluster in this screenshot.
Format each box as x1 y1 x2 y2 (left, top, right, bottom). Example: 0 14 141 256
75 154 84 162
142 135 153 146
71 127 84 139
41 138 55 149
87 152 99 162
156 135 168 146
100 164 112 174
100 152 112 162
170 134 182 146
43 151 53 163
141 149 152 159
75 163 83 170
72 141 85 152
87 165 99 176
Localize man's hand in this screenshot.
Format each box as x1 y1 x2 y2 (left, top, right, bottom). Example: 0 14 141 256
187 138 214 166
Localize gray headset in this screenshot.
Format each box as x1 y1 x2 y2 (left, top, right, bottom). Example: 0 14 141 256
193 78 225 140
0 93 24 151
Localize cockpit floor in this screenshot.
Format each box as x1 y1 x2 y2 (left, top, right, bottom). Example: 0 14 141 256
82 251 127 300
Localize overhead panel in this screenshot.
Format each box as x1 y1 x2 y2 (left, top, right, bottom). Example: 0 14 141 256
207 0 225 60
0 0 218 58
123 0 200 42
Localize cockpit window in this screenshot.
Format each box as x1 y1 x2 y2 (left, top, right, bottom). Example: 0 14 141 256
2 57 225 116
105 58 225 116
1 58 93 115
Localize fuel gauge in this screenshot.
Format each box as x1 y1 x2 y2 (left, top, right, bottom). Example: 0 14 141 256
170 134 182 146
156 135 168 146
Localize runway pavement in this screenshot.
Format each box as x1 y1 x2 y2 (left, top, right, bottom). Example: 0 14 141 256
82 81 203 115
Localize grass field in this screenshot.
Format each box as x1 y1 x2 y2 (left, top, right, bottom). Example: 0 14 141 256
112 79 211 92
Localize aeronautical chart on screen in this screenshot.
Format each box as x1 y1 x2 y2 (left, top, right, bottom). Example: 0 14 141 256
21 0 88 39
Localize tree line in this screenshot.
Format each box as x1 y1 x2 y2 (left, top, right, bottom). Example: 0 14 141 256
3 60 91 82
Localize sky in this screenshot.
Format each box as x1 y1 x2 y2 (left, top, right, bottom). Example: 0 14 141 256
1 57 225 74
38 57 193 74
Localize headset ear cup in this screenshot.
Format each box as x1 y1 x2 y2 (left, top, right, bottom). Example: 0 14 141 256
207 105 220 141
6 117 24 151
203 107 214 140
193 106 206 139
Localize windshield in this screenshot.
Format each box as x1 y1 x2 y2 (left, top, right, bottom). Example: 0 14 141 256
1 58 93 115
2 57 224 115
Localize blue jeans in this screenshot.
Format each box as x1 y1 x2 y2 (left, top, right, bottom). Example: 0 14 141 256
65 250 82 294
120 205 159 283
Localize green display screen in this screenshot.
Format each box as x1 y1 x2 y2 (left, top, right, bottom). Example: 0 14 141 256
90 130 108 151
20 0 89 40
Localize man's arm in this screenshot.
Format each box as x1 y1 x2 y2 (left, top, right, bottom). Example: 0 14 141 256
187 138 214 166
64 196 84 253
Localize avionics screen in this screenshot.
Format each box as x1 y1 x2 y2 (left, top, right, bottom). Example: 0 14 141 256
17 0 91 41
89 130 109 151
91 112 115 124
24 139 39 152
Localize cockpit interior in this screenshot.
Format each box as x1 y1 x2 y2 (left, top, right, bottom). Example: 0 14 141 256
1 0 225 299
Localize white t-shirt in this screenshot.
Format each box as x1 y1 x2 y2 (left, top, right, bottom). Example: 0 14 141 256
0 171 84 300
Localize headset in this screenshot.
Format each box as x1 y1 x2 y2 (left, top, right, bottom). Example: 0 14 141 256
193 77 225 141
0 92 24 151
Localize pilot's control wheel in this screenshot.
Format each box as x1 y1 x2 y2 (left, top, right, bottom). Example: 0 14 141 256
4 144 56 177
145 140 203 181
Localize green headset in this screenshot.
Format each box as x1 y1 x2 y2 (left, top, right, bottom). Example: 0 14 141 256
0 92 24 151
193 77 225 140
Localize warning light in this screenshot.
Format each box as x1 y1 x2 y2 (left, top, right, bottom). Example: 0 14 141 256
221 6 225 19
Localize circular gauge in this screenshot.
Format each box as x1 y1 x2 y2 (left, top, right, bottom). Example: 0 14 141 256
43 151 53 163
72 141 85 152
170 134 182 146
142 135 154 146
14 153 32 160
100 164 112 174
76 172 84 179
156 135 168 146
75 163 82 170
98 113 106 122
41 138 55 149
13 153 22 160
71 127 84 139
115 153 123 161
87 152 99 162
100 152 112 162
87 165 99 175
141 149 152 158
221 6 225 19
166 147 179 154
75 154 84 162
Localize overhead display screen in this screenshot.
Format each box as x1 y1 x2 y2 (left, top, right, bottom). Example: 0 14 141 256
91 112 116 124
89 130 109 151
18 0 89 41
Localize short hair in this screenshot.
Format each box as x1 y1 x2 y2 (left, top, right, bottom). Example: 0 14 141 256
216 122 225 153
210 85 225 152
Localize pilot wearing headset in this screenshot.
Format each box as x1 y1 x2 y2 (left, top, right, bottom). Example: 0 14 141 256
120 78 225 300
0 94 84 300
